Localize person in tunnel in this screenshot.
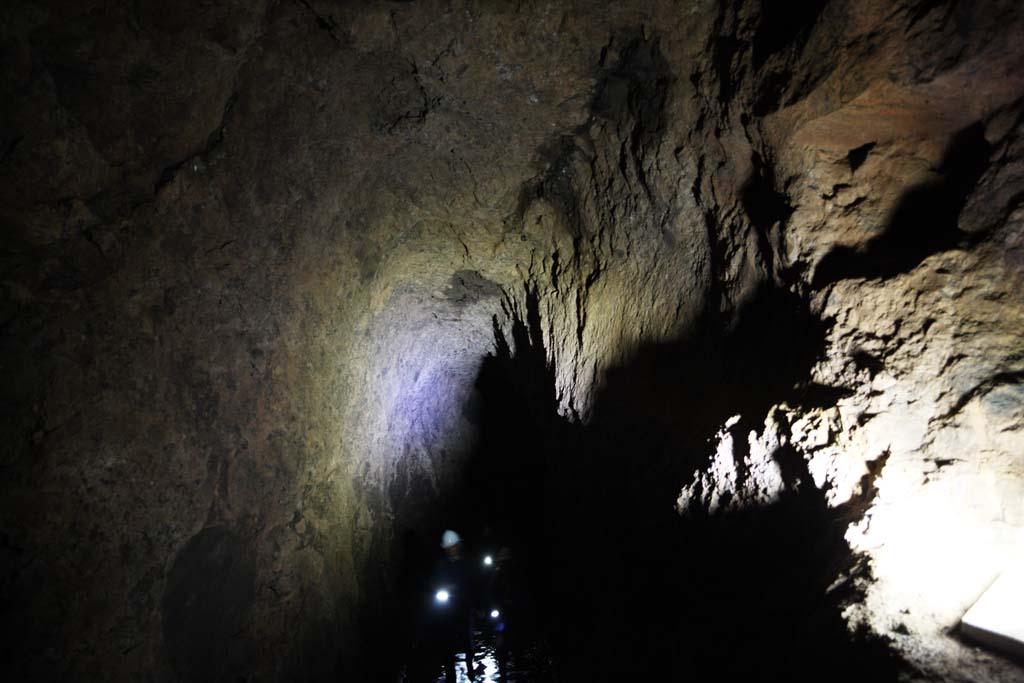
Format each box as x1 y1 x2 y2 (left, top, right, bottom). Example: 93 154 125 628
429 529 480 682
481 546 515 680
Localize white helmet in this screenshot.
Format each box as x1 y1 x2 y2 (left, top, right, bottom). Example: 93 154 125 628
440 529 461 549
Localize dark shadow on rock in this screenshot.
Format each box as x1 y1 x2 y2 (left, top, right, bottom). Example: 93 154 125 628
461 287 559 600
585 285 826 498
741 149 794 278
812 121 992 288
451 282 905 682
752 0 830 71
514 31 671 222
162 526 256 683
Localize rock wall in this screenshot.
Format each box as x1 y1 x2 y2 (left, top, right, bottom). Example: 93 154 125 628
671 3 1024 679
1 0 1022 680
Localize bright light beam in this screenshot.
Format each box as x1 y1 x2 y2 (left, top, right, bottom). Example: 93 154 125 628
961 566 1024 659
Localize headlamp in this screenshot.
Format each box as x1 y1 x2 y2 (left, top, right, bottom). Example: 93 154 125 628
435 589 450 603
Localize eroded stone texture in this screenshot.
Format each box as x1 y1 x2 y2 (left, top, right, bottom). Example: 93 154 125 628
668 2 1024 679
1 0 1022 680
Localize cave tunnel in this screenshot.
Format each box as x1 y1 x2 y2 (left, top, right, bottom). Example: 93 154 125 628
2 1 1024 682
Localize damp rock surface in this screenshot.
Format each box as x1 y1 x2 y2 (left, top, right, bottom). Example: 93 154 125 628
1 1 1023 681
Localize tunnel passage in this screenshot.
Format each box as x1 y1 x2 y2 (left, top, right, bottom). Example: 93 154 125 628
4 1 1024 681
386 289 564 681
387 285 904 682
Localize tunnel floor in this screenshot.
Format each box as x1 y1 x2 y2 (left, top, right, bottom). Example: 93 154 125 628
422 629 551 683
401 617 555 682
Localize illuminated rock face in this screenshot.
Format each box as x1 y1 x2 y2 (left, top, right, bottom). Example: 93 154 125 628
1 0 1022 680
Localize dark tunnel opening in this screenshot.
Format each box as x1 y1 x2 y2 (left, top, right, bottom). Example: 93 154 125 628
385 288 566 682
387 284 906 682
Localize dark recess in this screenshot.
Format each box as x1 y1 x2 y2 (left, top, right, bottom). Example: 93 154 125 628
741 150 794 278
162 526 256 683
748 0 833 116
813 121 992 288
752 0 830 70
712 35 745 104
515 31 671 223
752 68 792 117
445 270 504 308
847 141 877 173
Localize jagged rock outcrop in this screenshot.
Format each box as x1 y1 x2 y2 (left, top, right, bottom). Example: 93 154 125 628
1 0 1021 680
665 4 1024 679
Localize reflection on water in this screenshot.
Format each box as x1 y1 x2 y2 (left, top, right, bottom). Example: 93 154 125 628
434 629 506 683
447 651 499 683
410 615 555 682
436 634 503 679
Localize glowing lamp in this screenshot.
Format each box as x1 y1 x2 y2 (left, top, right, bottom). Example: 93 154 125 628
435 589 450 604
490 609 500 619
483 555 493 567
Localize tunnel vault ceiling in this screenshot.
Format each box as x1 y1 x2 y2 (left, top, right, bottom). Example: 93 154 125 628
1 0 1023 680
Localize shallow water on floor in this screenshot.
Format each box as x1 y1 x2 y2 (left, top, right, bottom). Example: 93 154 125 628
420 626 553 683
428 630 508 683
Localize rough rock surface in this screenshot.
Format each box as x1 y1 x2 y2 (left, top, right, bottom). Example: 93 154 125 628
1 0 1022 680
